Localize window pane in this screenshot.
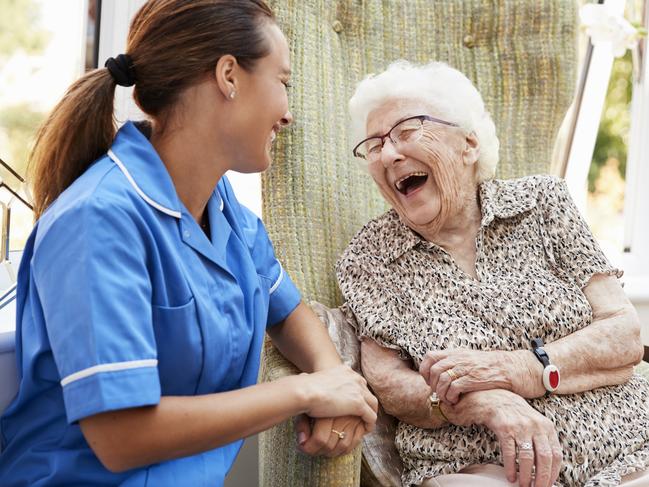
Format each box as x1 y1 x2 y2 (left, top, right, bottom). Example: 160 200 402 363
586 52 632 255
0 0 94 252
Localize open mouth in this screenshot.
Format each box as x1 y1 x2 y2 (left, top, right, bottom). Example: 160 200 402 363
395 171 428 196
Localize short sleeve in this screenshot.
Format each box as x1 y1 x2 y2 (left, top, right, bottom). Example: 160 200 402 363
336 250 407 357
539 177 623 288
236 204 301 327
32 198 160 423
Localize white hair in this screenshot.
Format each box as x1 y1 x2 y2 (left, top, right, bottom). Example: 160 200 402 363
349 60 499 182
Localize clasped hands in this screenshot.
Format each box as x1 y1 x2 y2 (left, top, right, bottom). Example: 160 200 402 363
420 348 562 487
293 364 378 457
294 414 369 457
419 348 541 404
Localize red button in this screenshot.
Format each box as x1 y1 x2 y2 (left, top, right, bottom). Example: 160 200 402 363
549 370 560 389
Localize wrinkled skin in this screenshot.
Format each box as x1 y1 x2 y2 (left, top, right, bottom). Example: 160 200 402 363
358 97 643 487
365 98 481 244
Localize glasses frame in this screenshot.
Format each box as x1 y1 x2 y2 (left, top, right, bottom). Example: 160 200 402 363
352 115 459 161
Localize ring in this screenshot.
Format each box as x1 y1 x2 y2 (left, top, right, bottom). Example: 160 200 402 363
518 441 533 451
446 369 458 381
332 429 346 440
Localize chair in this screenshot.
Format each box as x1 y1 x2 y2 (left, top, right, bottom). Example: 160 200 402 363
258 1 579 485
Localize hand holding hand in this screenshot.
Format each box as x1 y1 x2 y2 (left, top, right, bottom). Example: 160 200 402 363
294 414 367 457
300 364 378 432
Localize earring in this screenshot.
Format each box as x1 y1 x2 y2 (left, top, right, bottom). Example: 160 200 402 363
229 92 236 99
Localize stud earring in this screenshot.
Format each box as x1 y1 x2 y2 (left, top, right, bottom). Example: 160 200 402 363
229 92 236 99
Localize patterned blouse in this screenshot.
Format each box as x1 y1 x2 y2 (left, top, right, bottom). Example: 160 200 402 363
336 176 649 487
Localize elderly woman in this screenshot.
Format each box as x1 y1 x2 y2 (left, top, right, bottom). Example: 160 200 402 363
336 60 649 487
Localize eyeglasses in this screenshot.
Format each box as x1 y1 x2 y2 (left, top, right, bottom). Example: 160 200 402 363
352 115 459 162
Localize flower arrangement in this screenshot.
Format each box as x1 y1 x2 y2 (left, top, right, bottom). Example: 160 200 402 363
580 3 647 58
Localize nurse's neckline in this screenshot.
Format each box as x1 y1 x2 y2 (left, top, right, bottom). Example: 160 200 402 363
200 210 210 236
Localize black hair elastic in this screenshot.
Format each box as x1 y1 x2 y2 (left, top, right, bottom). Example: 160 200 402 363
104 54 136 87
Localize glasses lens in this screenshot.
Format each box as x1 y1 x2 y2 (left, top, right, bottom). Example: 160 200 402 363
391 118 423 144
356 138 383 160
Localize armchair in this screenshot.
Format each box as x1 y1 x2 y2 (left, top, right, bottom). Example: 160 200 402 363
259 1 578 485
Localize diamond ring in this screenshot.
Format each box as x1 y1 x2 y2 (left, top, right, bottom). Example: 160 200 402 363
518 441 533 451
332 429 346 440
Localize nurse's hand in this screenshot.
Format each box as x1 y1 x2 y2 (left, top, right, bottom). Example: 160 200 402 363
299 364 378 432
294 414 367 457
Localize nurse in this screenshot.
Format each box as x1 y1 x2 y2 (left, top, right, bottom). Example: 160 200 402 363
0 1 378 485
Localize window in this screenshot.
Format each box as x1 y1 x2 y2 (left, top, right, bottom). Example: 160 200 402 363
0 0 98 332
563 0 649 301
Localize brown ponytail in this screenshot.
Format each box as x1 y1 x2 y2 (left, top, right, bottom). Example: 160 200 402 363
29 0 274 219
30 69 117 218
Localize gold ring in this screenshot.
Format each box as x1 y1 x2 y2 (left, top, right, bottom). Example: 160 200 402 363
331 429 346 440
446 369 458 381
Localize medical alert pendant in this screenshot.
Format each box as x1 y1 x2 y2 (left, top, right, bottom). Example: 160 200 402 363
542 363 560 392
531 338 560 396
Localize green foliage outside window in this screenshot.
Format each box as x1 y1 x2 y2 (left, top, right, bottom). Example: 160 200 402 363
0 0 48 177
590 51 633 193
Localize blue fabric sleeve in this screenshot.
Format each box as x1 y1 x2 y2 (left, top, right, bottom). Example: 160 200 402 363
242 208 301 326
32 197 160 423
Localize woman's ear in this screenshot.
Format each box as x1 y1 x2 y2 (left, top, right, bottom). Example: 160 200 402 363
463 131 480 166
214 55 239 101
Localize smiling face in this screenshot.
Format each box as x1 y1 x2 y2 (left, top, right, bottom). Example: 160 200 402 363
228 22 293 173
365 98 480 236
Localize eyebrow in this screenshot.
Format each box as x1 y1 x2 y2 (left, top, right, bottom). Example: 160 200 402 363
367 114 417 138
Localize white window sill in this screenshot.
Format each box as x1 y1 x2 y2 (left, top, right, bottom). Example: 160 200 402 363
625 276 649 304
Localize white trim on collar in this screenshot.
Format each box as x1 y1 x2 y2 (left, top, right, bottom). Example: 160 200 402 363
108 149 182 219
214 190 224 212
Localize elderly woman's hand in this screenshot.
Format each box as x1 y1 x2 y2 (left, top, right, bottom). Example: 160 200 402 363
450 389 562 487
419 348 540 404
294 414 366 457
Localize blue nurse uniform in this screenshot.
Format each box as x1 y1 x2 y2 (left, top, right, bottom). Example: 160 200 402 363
0 121 301 486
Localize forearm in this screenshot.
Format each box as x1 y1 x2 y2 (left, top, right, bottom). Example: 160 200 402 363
370 364 442 429
267 301 342 372
546 310 642 373
360 340 443 428
371 366 498 429
511 348 636 398
507 275 643 398
81 374 307 472
512 313 640 398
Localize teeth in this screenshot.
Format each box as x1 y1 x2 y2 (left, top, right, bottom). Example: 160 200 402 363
395 171 427 190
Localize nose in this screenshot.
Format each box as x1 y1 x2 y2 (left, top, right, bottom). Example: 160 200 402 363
379 137 405 167
279 110 293 128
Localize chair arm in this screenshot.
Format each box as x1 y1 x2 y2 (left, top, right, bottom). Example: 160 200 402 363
259 339 362 487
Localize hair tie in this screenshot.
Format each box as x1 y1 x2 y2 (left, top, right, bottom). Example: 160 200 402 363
104 54 136 87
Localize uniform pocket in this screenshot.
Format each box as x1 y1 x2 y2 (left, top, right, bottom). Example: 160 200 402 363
152 297 203 395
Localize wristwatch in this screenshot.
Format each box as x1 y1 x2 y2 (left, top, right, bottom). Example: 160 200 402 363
428 393 449 422
531 338 560 396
